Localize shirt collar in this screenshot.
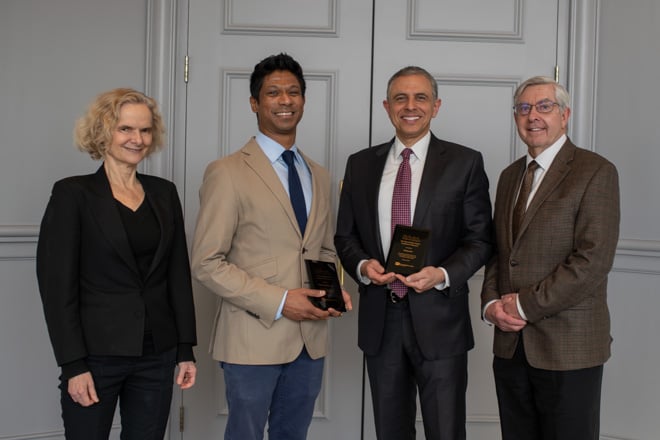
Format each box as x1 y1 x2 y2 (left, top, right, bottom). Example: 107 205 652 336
527 134 566 170
392 131 431 162
255 131 299 164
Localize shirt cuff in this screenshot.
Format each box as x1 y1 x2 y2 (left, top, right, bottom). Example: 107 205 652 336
481 299 499 325
357 259 371 285
275 290 288 320
434 267 450 290
516 296 528 321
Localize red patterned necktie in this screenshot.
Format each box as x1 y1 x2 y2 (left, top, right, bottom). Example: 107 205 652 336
390 148 412 298
512 160 539 239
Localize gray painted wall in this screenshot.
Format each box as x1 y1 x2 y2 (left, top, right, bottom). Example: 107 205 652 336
0 0 658 439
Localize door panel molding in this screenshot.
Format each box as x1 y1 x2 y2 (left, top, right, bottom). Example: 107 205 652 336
223 0 337 36
434 74 520 163
408 0 523 41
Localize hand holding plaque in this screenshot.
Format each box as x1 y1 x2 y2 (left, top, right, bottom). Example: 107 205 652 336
385 225 430 276
305 260 347 312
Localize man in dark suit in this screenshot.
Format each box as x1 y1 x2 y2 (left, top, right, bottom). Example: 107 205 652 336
335 66 493 440
481 76 620 440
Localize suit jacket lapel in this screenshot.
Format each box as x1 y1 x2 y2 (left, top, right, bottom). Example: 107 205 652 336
242 139 303 238
369 142 392 261
505 157 527 246
300 150 323 243
141 176 173 279
88 166 140 275
413 134 447 226
516 141 575 240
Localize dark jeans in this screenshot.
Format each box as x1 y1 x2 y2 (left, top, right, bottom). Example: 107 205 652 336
221 347 324 440
59 341 177 440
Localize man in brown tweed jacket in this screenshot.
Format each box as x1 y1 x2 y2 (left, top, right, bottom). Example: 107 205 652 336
481 76 620 440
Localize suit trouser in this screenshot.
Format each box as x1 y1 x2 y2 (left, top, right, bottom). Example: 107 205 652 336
59 338 176 440
493 340 603 440
366 298 468 440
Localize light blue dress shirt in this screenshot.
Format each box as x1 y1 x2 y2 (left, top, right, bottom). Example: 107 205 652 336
255 132 314 319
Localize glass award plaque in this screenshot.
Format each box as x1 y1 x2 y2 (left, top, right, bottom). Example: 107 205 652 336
305 260 346 312
385 225 430 275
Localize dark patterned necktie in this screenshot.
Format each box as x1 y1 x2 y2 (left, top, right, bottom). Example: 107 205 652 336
282 150 307 235
390 148 412 298
512 160 539 239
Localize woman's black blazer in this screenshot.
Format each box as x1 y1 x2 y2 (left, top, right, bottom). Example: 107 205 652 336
37 166 197 367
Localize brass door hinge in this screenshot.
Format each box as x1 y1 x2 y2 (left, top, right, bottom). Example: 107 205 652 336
184 55 190 84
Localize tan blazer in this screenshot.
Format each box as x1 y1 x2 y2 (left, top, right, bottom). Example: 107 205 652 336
482 139 620 370
191 138 335 364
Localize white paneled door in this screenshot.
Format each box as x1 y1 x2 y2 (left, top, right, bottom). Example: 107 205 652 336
179 0 567 438
179 0 372 439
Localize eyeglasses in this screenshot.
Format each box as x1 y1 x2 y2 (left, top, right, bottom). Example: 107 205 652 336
513 101 560 116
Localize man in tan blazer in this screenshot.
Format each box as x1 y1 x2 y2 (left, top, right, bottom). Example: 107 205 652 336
481 76 620 440
191 53 351 440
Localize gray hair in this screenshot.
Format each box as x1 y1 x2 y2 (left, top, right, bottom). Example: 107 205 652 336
386 66 438 101
513 76 570 111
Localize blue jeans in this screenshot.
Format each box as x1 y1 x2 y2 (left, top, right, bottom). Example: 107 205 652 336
222 347 324 440
59 340 176 440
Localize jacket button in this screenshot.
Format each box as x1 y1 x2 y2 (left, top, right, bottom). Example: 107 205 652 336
510 259 518 267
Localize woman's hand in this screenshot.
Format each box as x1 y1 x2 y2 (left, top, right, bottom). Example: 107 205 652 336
68 372 100 407
176 361 197 389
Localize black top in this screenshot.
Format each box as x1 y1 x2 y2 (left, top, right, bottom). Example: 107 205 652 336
116 198 160 281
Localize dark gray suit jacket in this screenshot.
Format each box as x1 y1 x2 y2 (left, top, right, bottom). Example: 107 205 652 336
335 133 494 360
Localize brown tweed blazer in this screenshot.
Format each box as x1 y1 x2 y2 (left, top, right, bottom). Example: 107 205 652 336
481 139 620 370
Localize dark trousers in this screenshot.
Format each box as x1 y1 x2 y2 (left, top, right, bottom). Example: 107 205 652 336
493 340 603 440
366 299 468 440
59 340 177 440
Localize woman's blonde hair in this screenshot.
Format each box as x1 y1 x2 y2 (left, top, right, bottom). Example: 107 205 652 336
74 88 166 160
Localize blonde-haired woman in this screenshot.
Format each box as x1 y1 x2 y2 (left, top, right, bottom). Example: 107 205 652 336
37 88 197 439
